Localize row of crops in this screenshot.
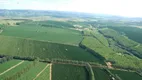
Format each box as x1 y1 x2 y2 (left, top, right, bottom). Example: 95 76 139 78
0 35 102 63
0 59 142 80
52 64 142 80
0 59 50 80
81 28 142 70
0 21 83 45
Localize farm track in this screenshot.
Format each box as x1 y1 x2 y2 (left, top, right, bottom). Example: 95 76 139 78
0 60 24 76
50 64 52 80
33 64 49 80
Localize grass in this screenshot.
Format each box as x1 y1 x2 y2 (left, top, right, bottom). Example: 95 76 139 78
0 35 101 63
1 25 83 45
52 64 89 80
18 62 47 80
110 70 142 80
0 60 22 73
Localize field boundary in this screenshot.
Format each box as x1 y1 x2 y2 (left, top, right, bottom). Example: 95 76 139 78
33 64 49 80
0 60 24 76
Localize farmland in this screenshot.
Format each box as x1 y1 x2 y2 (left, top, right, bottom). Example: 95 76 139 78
0 9 142 80
52 64 89 80
110 70 142 80
35 64 50 80
18 62 48 80
0 59 50 80
0 60 22 73
0 35 102 63
109 26 142 43
0 60 31 79
81 29 142 69
0 25 83 45
92 68 110 80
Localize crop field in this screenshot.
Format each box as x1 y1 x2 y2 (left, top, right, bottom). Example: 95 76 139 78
110 70 142 80
0 61 32 80
18 62 48 80
1 22 83 45
81 36 142 69
0 60 22 73
0 35 102 63
52 64 89 80
99 28 142 58
109 26 142 43
35 65 50 80
0 60 50 80
92 68 110 80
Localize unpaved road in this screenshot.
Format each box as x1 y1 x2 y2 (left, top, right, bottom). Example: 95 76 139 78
50 64 52 80
0 60 24 76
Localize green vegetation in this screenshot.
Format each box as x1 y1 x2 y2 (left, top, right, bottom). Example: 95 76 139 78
110 70 142 80
35 65 50 80
99 28 142 58
81 32 142 69
109 26 142 43
0 35 101 62
1 10 142 80
1 26 82 45
85 63 95 80
0 61 32 80
52 64 89 80
18 62 47 80
92 68 109 80
0 60 21 73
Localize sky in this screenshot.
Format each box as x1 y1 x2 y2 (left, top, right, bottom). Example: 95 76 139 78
0 0 142 17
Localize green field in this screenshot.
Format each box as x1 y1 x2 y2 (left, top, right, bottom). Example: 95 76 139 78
0 35 102 63
99 28 142 58
0 60 22 73
35 65 50 80
18 62 48 80
1 25 82 45
81 35 142 69
110 70 142 80
93 68 110 80
0 61 32 80
109 26 142 43
52 64 89 80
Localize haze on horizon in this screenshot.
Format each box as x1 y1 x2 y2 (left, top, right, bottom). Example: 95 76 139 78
0 0 142 17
